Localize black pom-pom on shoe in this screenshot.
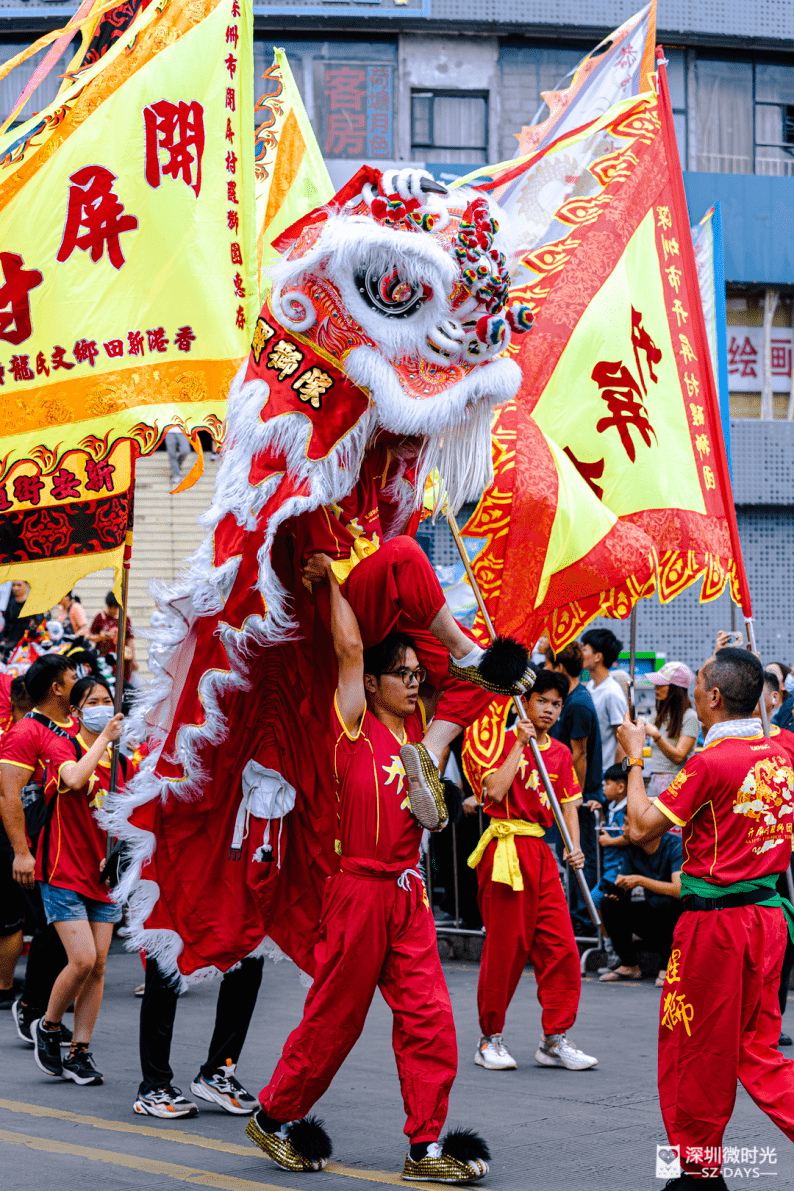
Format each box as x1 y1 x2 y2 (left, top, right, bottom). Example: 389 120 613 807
477 636 529 690
441 1128 491 1163
441 779 464 827
287 1115 333 1162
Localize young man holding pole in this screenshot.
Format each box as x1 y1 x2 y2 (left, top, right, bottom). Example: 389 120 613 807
620 647 794 1189
462 671 598 1073
247 552 490 1184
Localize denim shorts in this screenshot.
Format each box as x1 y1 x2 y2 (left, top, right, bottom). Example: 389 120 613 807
39 882 122 925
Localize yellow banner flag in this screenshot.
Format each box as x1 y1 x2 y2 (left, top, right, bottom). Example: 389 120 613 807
0 0 256 477
253 47 333 292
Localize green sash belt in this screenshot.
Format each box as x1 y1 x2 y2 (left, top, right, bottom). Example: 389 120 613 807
680 872 794 944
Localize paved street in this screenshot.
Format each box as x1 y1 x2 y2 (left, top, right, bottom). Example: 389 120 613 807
1 941 790 1191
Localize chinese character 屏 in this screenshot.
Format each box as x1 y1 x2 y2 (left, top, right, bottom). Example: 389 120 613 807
57 165 138 271
592 360 657 462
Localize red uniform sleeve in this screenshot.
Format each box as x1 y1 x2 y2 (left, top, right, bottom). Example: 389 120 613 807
0 721 38 773
47 735 82 801
556 747 581 804
655 753 706 827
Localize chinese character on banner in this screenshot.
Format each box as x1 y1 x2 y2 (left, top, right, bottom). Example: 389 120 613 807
592 307 659 463
324 65 367 157
13 474 44 504
147 327 169 352
143 100 206 198
174 325 196 352
770 338 792 378
0 252 43 345
57 166 139 270
10 354 35 381
85 457 115 493
366 66 393 158
50 467 81 501
727 334 759 379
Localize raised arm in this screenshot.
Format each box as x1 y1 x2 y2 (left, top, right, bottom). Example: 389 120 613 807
303 552 365 733
483 719 534 804
617 712 672 843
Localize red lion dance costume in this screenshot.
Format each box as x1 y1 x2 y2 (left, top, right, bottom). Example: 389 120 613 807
106 168 534 991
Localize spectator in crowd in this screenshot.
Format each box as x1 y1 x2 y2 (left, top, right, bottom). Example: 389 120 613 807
0 580 35 657
772 663 794 734
599 827 683 987
165 428 193 486
546 641 603 930
580 629 627 772
643 662 698 798
766 661 791 696
590 764 629 911
90 592 137 683
58 592 89 638
31 676 125 1086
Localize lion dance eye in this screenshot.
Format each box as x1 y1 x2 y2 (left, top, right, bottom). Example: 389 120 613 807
355 264 431 319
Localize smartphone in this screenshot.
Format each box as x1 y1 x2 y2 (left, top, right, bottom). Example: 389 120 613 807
600 878 624 897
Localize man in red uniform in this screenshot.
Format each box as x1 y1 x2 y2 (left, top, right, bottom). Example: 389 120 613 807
620 647 794 1189
0 654 78 1044
462 672 597 1073
246 552 490 1185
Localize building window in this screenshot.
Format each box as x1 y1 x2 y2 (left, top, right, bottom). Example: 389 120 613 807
411 91 488 164
755 63 794 177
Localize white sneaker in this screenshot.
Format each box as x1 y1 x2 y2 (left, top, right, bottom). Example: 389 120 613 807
474 1034 517 1070
535 1033 598 1070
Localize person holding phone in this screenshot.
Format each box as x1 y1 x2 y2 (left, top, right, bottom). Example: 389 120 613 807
31 676 126 1087
643 661 698 799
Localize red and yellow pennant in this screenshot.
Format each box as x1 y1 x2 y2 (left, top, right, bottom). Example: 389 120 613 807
464 59 749 619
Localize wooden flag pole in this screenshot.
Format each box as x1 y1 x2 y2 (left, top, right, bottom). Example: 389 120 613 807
446 513 602 932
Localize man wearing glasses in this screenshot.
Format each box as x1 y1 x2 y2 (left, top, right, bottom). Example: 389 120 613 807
247 552 490 1186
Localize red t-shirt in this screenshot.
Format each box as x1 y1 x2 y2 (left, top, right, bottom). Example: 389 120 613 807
331 694 425 866
35 735 133 902
0 672 13 737
0 712 79 787
769 724 794 770
656 730 794 884
462 699 581 827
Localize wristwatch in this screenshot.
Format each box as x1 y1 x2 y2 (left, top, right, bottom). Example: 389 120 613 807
621 756 644 773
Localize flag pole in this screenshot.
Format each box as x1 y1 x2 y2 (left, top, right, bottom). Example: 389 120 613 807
628 606 637 721
106 455 135 859
446 513 602 932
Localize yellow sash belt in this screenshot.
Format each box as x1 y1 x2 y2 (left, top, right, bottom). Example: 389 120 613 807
467 819 544 892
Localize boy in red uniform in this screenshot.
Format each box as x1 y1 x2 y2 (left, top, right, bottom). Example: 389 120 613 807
621 647 794 1190
463 672 598 1073
246 552 490 1185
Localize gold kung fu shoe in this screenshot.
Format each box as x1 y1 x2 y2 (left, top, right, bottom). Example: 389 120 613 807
400 743 449 831
449 636 534 697
402 1129 491 1183
246 1111 332 1172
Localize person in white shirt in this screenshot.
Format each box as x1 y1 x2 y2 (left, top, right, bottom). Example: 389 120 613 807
580 629 627 773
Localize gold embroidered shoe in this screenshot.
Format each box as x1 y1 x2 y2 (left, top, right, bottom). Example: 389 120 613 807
402 1130 490 1183
449 636 533 698
400 743 448 831
246 1111 332 1172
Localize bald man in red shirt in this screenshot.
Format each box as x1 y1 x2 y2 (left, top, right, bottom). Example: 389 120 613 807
246 553 490 1185
621 647 794 1190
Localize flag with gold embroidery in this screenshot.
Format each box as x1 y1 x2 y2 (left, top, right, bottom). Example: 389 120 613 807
253 48 333 292
0 0 256 609
461 55 751 619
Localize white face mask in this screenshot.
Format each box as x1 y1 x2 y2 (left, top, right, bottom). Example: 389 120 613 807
80 705 115 734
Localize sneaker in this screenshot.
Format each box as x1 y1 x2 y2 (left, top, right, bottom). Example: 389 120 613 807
62 1046 103 1085
246 1111 332 1172
399 743 448 831
32 1018 63 1077
780 1032 792 1046
60 1022 73 1047
12 998 34 1046
190 1059 257 1114
402 1130 490 1183
474 1034 516 1070
133 1085 199 1118
134 984 145 997
534 1033 598 1070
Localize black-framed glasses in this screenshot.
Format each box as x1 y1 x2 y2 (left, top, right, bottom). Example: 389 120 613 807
383 666 427 687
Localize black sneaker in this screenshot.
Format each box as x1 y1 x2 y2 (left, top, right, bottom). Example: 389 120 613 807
12 998 34 1046
32 1018 63 1077
62 1047 103 1085
60 1022 73 1047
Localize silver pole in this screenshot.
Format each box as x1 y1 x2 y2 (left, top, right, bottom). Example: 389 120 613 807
628 605 637 721
745 618 770 735
446 514 601 931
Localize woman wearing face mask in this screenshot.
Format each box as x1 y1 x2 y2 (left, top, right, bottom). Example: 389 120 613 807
31 677 126 1087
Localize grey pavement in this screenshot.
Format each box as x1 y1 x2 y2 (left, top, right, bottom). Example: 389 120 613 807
1 940 791 1191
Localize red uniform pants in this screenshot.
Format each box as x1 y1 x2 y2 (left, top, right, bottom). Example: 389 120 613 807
260 866 458 1143
343 535 492 728
659 905 794 1177
476 835 581 1037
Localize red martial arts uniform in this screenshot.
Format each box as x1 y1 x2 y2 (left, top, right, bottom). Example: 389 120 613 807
260 696 458 1144
655 727 794 1177
463 701 582 1038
